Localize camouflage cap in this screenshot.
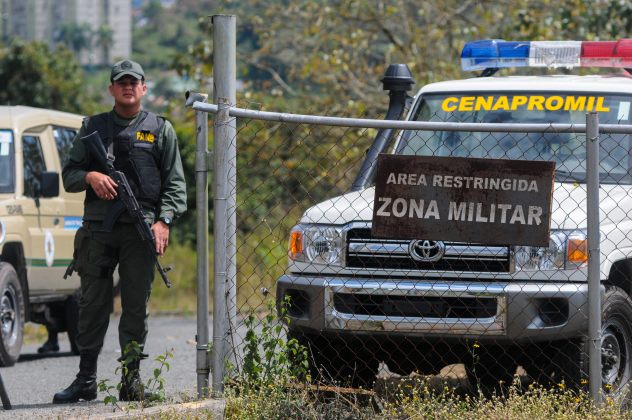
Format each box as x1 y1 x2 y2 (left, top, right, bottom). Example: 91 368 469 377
110 59 145 82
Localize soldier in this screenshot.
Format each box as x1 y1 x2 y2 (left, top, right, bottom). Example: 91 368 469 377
53 59 187 404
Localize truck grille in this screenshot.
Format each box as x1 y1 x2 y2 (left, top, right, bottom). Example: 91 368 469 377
333 293 498 319
346 228 511 272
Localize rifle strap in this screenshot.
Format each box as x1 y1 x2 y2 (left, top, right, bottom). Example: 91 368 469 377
106 112 116 166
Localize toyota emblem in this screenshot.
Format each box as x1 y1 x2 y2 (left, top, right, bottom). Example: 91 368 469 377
409 240 446 262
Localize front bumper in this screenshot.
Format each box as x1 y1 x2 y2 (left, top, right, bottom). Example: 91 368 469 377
277 274 595 343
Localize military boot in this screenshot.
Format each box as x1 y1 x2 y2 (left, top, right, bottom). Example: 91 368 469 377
38 330 59 354
53 352 98 404
119 360 154 402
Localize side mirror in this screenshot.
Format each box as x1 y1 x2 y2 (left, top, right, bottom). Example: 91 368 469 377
38 171 59 198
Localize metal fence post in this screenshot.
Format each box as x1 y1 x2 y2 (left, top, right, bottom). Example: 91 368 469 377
190 91 210 398
211 14 237 395
586 112 602 404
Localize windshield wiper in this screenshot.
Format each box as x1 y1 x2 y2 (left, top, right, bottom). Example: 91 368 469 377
555 169 585 183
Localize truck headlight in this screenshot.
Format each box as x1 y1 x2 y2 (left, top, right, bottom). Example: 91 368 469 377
288 224 344 266
0 220 5 245
513 229 587 271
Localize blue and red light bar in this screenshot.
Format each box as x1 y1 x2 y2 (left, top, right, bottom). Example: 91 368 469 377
461 39 632 71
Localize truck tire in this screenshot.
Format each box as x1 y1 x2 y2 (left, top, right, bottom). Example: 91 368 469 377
529 287 632 397
0 263 24 366
598 287 632 395
289 331 379 389
65 289 80 355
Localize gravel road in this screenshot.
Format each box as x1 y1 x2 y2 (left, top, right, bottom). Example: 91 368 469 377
0 315 209 419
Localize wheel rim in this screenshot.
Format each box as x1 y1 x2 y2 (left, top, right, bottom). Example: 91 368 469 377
601 317 632 391
0 285 17 347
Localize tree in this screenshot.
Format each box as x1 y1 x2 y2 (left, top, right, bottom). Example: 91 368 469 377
54 23 93 56
174 0 632 115
94 25 114 64
159 0 632 242
0 40 95 114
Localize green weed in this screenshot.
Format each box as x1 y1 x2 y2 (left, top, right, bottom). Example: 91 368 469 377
98 341 174 410
231 297 309 390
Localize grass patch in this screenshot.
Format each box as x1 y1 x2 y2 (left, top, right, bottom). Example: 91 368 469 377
223 379 632 420
148 239 205 316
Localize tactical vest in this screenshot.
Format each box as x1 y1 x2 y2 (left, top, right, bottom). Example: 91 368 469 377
85 111 165 210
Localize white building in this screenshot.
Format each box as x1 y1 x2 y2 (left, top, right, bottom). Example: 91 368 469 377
3 0 131 66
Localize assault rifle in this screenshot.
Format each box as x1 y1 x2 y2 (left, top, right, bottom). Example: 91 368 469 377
81 131 172 288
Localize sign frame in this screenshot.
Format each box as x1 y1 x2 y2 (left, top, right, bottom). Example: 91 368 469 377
371 154 555 246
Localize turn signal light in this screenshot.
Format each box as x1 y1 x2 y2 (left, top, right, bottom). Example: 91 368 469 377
289 231 303 260
567 238 588 264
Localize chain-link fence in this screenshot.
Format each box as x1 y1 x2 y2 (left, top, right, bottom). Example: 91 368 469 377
198 101 627 398
188 16 632 405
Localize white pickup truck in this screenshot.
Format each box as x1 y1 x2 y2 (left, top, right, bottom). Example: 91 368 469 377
277 39 632 393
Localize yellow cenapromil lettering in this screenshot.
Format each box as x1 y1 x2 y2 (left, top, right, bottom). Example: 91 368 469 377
442 97 459 112
564 96 586 111
510 96 528 110
475 96 494 111
527 96 545 111
586 97 595 111
492 96 510 111
595 97 610 112
545 96 564 111
459 96 475 111
440 95 609 113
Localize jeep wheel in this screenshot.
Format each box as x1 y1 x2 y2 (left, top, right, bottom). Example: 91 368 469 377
0 263 24 366
530 287 632 397
289 331 379 389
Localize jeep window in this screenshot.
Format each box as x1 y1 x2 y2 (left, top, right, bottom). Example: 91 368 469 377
0 130 14 193
396 92 632 184
22 135 46 197
53 126 77 167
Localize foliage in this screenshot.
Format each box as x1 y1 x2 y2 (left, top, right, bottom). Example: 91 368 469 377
132 0 214 71
0 40 99 114
54 23 94 55
224 383 378 420
379 380 629 420
148 236 210 314
169 0 632 115
98 341 174 409
224 378 632 420
231 298 309 389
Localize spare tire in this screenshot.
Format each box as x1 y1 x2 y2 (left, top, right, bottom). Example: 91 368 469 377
0 263 24 366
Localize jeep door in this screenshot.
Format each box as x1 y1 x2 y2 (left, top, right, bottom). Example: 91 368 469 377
20 124 78 295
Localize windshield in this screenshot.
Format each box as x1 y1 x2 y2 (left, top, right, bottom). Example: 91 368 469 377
0 130 14 193
396 92 632 184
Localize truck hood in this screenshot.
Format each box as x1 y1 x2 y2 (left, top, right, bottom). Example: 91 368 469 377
300 183 632 231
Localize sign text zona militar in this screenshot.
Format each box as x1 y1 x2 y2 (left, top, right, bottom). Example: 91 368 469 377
371 155 555 246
